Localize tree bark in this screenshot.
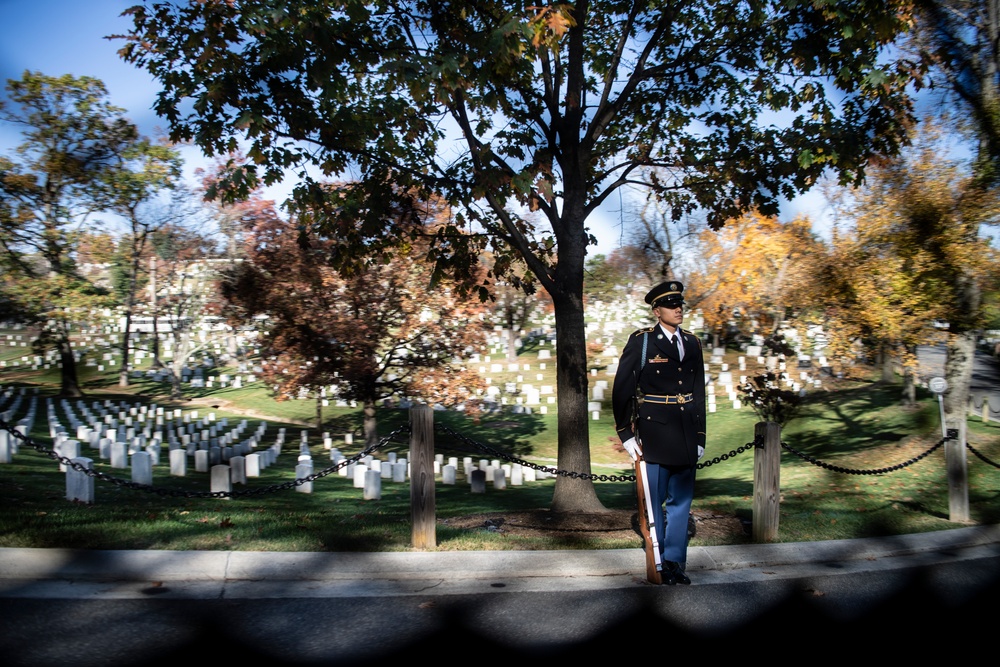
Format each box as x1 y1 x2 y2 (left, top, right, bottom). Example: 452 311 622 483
506 327 519 362
57 334 83 398
363 398 378 447
549 288 607 514
119 311 132 388
901 365 917 407
315 394 324 431
880 343 896 383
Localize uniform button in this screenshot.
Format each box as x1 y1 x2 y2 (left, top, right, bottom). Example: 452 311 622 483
646 416 650 420
680 407 685 411
678 380 682 385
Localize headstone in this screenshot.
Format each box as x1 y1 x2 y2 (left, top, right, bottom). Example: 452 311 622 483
110 441 129 469
66 456 95 503
131 451 153 486
363 469 381 500
194 449 210 473
230 455 247 484
245 452 263 477
470 469 486 493
169 448 187 477
210 464 232 496
0 430 11 464
295 462 313 493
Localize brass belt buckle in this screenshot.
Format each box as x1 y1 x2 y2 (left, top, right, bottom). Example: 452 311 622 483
676 394 687 404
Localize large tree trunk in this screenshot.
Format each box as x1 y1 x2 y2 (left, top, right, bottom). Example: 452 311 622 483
363 398 378 447
506 327 519 362
900 347 918 408
119 311 132 388
879 343 896 383
315 394 324 431
169 368 184 400
549 287 606 514
57 334 83 398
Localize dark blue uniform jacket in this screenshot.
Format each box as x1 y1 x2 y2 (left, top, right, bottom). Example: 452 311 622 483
612 326 707 466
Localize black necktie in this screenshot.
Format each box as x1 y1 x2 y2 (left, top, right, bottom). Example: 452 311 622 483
672 334 684 361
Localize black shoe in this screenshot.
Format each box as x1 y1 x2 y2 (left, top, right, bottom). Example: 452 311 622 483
656 568 677 585
664 561 690 585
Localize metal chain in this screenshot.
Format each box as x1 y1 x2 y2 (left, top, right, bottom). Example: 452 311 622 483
7 409 991 495
436 422 760 481
436 422 637 481
0 416 410 499
779 429 957 475
966 441 1000 469
697 439 761 470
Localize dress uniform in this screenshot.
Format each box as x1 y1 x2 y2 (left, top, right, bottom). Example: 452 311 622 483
612 281 706 584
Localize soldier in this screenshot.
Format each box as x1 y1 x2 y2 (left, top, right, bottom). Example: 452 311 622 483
612 280 706 584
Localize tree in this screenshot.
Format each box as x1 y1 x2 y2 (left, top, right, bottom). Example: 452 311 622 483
146 217 228 399
489 260 549 362
0 72 140 396
626 195 707 283
687 211 821 348
101 138 183 387
817 129 959 403
911 1 1000 466
120 1 918 513
222 191 489 441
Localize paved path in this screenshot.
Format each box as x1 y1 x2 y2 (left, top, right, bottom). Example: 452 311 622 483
3 523 999 599
2 525 999 666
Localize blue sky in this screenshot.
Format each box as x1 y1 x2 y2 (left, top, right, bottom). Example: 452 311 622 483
0 0 833 250
0 1 161 138
0 0 224 208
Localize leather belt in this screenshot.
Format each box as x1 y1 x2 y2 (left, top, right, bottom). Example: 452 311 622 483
640 393 694 405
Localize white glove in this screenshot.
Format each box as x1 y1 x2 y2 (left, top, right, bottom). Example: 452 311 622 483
697 445 705 460
622 437 642 461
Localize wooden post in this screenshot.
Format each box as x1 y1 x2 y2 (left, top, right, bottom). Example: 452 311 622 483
946 426 970 522
752 421 781 543
409 405 436 549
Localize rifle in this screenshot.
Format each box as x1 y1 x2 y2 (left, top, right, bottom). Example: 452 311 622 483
631 329 662 584
635 454 663 584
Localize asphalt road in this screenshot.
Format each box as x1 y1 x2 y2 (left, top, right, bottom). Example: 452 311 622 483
917 344 1000 417
3 525 999 666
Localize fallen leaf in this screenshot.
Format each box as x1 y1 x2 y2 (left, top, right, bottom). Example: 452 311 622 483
418 601 435 609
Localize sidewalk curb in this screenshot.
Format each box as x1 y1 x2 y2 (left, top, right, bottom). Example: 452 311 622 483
2 523 997 584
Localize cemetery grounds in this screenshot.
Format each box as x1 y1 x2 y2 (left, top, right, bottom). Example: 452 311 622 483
0 311 998 553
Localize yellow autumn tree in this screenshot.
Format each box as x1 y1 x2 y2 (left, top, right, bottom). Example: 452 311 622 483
822 121 999 403
687 211 823 348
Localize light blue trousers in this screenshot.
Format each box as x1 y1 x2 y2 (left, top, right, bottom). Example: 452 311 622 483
644 463 695 565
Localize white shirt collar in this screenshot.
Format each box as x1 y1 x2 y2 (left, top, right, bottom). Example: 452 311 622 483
658 324 680 339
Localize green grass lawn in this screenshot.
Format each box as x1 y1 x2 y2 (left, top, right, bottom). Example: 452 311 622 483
1 327 999 552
